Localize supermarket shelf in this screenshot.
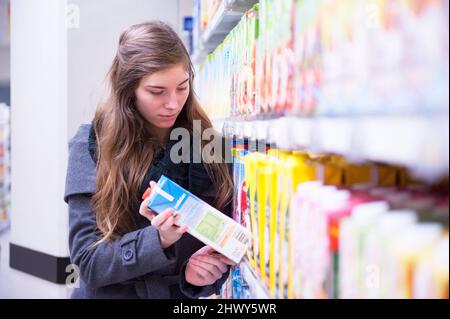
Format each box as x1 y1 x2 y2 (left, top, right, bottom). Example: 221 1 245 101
240 261 273 299
214 115 450 180
191 0 258 65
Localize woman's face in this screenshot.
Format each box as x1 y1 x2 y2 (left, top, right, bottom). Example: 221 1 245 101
135 64 190 130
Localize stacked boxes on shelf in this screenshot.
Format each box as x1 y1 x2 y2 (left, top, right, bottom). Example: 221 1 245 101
221 141 448 299
196 0 449 119
0 103 10 233
193 0 450 300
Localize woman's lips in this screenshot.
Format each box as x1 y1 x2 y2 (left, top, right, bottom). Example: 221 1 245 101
159 114 177 120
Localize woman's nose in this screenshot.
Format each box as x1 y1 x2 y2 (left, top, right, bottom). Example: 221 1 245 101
164 92 178 110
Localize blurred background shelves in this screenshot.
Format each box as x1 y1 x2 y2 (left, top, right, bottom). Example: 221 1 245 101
191 0 258 65
214 114 449 181
240 261 273 299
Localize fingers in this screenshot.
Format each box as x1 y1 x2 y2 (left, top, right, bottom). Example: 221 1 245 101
153 210 180 228
151 209 187 235
176 224 189 234
192 246 236 265
194 245 215 256
142 181 157 200
159 214 176 231
139 197 155 220
196 246 236 266
218 255 236 266
196 255 228 273
151 208 174 227
142 196 150 206
189 257 223 279
190 253 229 278
190 265 216 283
173 213 183 226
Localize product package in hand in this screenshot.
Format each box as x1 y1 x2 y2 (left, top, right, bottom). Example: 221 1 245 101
145 175 250 264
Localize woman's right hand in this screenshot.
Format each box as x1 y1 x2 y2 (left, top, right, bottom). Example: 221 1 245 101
139 181 188 249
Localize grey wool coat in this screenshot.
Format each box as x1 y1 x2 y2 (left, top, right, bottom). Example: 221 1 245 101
64 124 230 299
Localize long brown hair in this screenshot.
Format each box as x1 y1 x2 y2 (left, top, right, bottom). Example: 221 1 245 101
92 21 233 243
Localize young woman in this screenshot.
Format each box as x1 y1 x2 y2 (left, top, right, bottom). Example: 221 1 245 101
64 21 235 299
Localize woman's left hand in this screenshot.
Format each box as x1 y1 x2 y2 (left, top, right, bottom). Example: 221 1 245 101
185 246 236 286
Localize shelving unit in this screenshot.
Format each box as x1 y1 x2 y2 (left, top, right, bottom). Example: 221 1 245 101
0 103 10 235
197 0 449 300
214 114 449 181
191 0 258 65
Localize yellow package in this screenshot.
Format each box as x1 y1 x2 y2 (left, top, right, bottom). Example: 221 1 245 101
256 155 270 284
293 152 317 183
244 153 261 272
255 154 279 291
271 151 289 298
268 158 280 296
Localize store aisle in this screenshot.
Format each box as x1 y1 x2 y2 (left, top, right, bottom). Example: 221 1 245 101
0 0 447 300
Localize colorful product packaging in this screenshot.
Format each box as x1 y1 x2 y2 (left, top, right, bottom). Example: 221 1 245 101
147 175 250 264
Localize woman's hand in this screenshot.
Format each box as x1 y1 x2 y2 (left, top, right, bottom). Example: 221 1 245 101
185 246 236 286
139 181 188 249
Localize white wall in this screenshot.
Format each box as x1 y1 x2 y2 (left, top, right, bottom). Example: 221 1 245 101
9 0 70 298
67 0 179 140
11 0 68 257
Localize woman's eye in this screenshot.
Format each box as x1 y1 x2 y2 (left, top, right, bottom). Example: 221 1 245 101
177 87 188 91
149 91 164 96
